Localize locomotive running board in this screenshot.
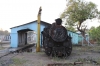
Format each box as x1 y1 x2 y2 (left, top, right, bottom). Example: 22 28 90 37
47 62 83 66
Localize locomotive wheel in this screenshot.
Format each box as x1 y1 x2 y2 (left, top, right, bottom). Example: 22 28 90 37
45 47 52 56
51 53 55 57
67 47 72 56
66 43 72 56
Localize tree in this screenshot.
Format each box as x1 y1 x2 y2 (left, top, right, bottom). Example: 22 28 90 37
96 26 100 42
61 0 100 45
4 30 10 35
65 25 76 32
0 30 10 35
89 26 100 43
89 27 96 40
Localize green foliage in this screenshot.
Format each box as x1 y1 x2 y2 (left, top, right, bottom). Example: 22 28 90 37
65 26 76 32
89 26 100 43
89 26 96 40
61 0 100 27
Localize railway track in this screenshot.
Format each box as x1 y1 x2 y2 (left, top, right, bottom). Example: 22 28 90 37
0 52 18 66
0 44 35 66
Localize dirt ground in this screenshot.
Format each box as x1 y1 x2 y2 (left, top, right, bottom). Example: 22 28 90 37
0 44 100 66
10 45 100 66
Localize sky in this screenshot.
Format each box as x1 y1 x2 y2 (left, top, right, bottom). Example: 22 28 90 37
0 0 100 32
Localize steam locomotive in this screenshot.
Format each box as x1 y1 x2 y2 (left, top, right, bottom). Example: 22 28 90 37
41 23 72 57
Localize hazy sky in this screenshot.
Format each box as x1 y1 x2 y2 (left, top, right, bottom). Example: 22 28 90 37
0 0 100 32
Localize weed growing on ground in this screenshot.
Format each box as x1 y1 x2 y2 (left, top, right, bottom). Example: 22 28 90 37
9 58 27 66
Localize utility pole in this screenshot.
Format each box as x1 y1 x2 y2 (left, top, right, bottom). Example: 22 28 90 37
36 7 42 52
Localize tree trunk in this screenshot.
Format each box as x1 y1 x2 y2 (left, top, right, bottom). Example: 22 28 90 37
77 24 93 46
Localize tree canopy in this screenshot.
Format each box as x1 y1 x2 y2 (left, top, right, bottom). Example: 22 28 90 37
89 26 100 43
65 26 76 32
0 30 10 35
61 0 100 35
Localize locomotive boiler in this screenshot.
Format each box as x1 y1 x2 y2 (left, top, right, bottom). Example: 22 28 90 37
41 23 72 57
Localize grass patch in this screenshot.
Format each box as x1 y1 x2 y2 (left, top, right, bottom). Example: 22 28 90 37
10 58 27 66
74 57 100 65
73 45 100 52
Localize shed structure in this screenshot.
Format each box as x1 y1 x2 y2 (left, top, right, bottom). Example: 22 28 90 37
67 31 79 44
10 20 50 48
10 20 79 48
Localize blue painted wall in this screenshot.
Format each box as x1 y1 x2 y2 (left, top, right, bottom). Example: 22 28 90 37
10 21 45 47
10 21 79 48
68 31 78 44
10 33 18 47
78 34 89 43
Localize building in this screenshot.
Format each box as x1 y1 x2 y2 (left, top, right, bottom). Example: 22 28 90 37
10 20 79 48
68 31 79 44
78 33 90 45
10 20 51 47
0 35 10 41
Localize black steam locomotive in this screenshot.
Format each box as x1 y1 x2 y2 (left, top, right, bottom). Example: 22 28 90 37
41 23 72 57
